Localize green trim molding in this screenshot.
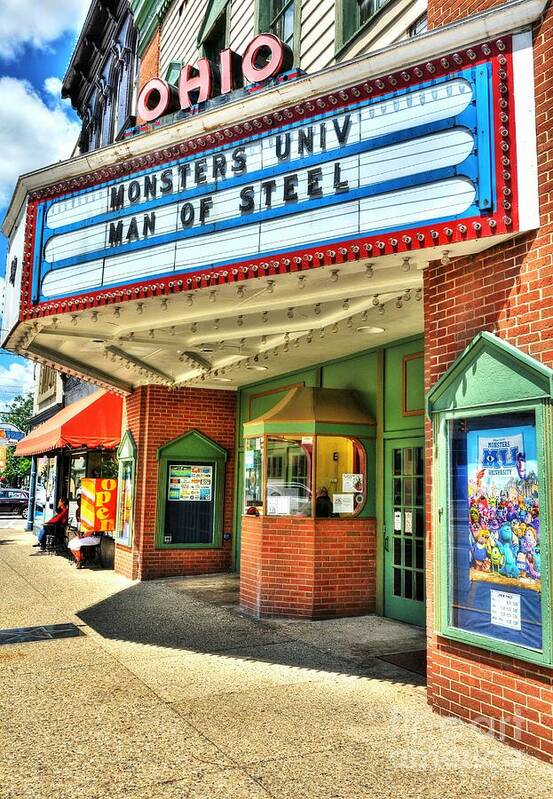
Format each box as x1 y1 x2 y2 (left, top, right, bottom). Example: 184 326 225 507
197 0 229 46
255 0 302 64
130 0 173 57
427 331 553 415
155 429 228 549
336 0 394 56
428 332 553 666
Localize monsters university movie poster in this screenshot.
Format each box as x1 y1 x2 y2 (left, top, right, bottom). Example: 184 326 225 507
468 426 540 592
452 421 543 651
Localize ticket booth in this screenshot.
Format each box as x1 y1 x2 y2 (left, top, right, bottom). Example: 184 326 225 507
240 386 376 618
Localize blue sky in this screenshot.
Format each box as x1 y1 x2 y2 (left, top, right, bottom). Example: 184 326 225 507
0 0 91 408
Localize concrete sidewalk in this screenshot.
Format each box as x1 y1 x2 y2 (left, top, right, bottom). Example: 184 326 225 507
0 525 551 799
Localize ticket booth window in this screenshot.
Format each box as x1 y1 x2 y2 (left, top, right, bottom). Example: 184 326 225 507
156 430 228 549
244 437 263 513
266 436 313 517
243 387 374 519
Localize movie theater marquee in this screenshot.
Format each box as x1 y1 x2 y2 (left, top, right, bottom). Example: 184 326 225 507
17 28 538 320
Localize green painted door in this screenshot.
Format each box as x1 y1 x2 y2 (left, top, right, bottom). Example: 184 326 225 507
383 438 426 626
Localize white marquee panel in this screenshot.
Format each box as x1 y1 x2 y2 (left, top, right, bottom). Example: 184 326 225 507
41 176 475 298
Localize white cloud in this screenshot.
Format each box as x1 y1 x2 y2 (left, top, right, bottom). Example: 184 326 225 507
0 0 91 61
0 360 34 400
44 76 64 103
0 76 80 205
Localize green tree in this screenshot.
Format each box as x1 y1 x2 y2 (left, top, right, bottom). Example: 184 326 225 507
0 393 33 486
1 394 33 433
2 448 31 487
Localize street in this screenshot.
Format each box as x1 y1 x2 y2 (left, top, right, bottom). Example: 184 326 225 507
0 522 552 799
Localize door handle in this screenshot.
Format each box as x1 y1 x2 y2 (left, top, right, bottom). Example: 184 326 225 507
384 534 390 552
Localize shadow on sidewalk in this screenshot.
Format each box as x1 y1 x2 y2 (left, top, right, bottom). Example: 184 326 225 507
77 575 426 687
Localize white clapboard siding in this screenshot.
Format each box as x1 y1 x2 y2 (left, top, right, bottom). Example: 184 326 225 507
300 0 336 72
229 0 256 53
159 1 426 82
159 0 209 79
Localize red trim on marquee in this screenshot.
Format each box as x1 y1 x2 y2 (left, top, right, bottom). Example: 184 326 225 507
20 37 517 322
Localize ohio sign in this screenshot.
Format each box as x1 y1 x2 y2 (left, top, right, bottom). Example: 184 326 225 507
21 35 529 317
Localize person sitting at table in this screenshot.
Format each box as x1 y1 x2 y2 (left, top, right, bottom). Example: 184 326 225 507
33 497 69 551
67 494 101 569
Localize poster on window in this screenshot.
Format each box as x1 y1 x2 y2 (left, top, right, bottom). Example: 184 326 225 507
467 428 540 592
451 417 542 652
168 464 213 502
342 473 363 493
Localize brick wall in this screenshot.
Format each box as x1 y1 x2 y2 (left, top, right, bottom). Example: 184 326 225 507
427 0 506 30
114 385 236 580
240 515 376 619
136 27 161 123
424 0 553 763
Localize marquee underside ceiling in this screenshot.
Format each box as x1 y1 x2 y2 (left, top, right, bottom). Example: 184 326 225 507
10 234 510 394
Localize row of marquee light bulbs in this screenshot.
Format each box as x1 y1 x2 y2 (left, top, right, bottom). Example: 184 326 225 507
23 257 431 387
112 259 425 385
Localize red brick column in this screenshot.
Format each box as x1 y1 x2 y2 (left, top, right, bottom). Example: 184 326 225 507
424 0 553 763
240 515 376 619
114 385 236 580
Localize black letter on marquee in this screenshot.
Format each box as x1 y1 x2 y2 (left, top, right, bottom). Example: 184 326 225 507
275 133 290 161
212 153 227 179
283 174 298 203
333 163 349 193
261 180 277 208
108 220 123 247
180 203 195 227
239 186 255 213
179 164 190 190
298 127 314 156
160 169 173 194
143 212 156 237
144 175 157 201
319 123 327 151
110 185 125 211
126 217 140 242
333 115 352 146
200 197 213 224
232 147 247 174
128 181 141 204
307 168 323 199
194 159 208 185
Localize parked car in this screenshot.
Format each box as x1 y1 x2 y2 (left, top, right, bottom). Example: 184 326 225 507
0 488 29 517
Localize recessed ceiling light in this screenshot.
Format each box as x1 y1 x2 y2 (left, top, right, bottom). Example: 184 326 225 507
212 377 232 382
199 344 216 353
356 326 385 334
246 364 269 371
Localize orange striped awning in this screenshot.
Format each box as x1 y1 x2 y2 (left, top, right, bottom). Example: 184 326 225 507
15 390 122 456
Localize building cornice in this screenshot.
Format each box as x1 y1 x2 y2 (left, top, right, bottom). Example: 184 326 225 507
2 0 546 237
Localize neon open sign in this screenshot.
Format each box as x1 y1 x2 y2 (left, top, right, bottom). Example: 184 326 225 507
138 33 294 122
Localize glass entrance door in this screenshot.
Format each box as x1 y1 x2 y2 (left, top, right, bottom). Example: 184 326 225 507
384 439 426 626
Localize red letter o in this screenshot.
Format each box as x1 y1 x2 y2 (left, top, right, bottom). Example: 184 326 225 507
137 78 178 123
242 34 293 84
